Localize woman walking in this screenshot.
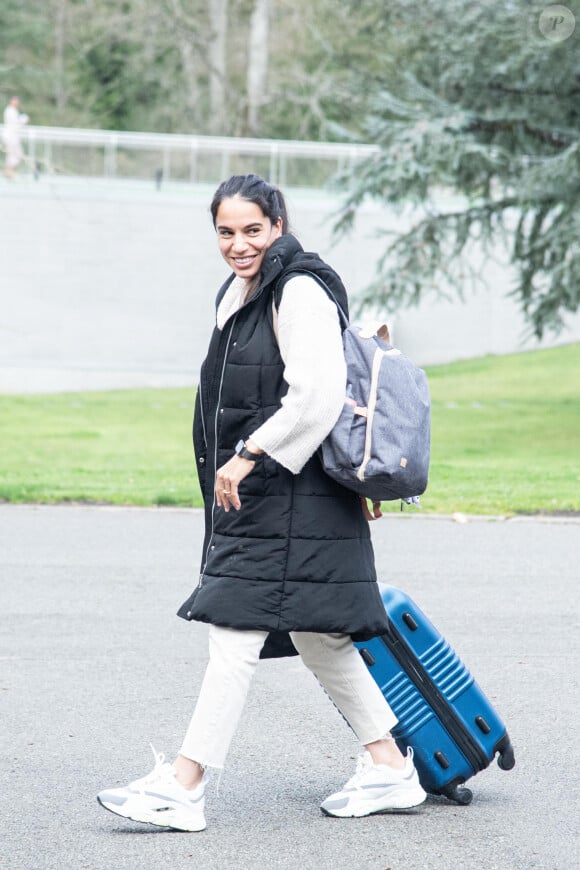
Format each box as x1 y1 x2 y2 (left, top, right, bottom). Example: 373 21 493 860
97 174 426 831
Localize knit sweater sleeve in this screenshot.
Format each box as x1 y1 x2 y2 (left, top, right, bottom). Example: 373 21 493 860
249 274 346 474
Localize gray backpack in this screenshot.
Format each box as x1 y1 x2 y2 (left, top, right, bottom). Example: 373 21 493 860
277 270 431 502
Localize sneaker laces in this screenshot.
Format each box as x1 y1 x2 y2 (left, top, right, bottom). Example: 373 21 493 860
135 744 175 791
344 753 375 789
345 748 415 789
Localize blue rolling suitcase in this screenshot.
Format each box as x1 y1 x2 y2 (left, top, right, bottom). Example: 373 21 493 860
356 585 515 804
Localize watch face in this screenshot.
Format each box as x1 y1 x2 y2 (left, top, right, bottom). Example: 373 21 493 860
235 439 245 454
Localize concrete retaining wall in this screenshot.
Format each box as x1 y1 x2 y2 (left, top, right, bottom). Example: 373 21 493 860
1 177 578 392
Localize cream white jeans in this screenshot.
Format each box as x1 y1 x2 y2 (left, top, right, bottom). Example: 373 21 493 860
180 625 398 769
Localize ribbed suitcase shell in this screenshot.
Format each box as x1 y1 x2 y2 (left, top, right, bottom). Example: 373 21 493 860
355 585 515 804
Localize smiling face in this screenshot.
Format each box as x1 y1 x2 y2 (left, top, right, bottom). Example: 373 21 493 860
215 195 283 279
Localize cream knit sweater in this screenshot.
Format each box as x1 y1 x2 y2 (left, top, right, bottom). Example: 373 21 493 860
216 274 346 474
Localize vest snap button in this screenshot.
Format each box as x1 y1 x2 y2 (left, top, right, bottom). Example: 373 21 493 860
199 457 205 464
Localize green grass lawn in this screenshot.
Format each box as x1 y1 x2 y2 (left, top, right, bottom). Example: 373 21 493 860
0 391 202 507
424 343 580 515
1 343 578 514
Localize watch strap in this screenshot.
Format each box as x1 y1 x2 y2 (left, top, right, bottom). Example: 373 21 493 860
235 439 261 461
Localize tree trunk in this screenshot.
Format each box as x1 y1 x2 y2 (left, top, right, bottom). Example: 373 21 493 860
246 0 270 135
54 0 67 117
208 0 229 134
167 0 201 128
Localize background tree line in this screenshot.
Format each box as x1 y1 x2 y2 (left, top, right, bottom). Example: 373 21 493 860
0 0 375 139
1 0 578 336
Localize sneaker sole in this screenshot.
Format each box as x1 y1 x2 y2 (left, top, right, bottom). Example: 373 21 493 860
97 795 206 832
320 786 427 818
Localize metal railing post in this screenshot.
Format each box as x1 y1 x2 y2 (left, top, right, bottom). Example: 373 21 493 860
163 148 171 182
221 151 230 181
190 142 198 183
269 143 278 185
104 134 118 178
279 151 287 187
28 129 36 177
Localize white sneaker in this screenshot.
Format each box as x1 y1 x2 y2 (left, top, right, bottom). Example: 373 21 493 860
97 746 207 832
320 749 427 818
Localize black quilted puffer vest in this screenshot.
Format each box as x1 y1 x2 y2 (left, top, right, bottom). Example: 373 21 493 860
177 235 390 658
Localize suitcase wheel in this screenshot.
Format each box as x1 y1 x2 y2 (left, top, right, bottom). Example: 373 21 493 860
497 746 516 771
496 734 516 771
441 783 473 805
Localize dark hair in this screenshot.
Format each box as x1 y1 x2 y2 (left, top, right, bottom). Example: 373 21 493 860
210 174 289 233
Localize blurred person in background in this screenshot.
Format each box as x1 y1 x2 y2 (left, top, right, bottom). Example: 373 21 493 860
2 96 29 181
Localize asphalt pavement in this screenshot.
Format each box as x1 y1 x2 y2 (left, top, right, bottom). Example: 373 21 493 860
1 504 578 870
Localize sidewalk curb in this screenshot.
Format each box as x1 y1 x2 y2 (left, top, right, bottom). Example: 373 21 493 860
1 502 578 523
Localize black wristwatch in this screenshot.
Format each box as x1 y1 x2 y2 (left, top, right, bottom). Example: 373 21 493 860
235 439 262 461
